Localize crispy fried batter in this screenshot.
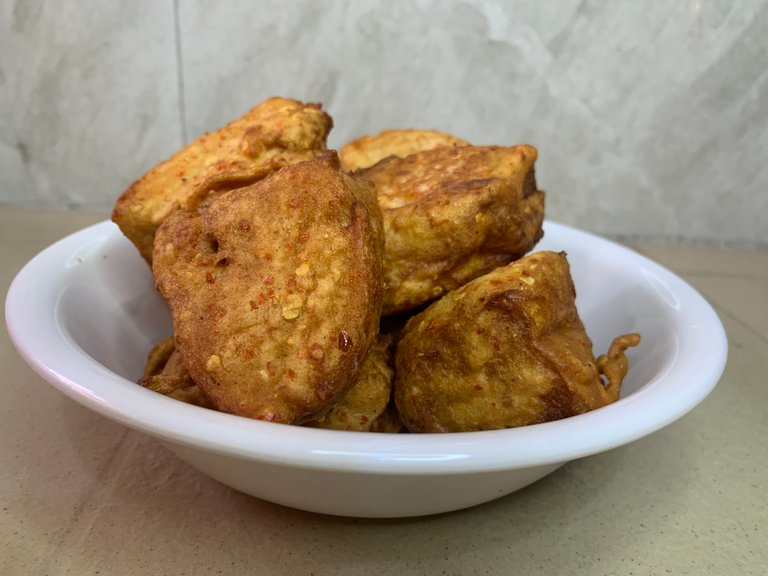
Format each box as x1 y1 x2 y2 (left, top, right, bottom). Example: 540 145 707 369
394 251 640 432
340 129 469 171
152 152 385 424
367 401 404 433
306 334 402 432
113 97 332 263
139 337 213 408
140 334 402 432
356 145 545 315
141 336 176 378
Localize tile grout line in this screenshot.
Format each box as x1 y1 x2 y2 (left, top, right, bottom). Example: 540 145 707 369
711 301 768 347
173 0 188 145
686 280 768 342
630 245 768 342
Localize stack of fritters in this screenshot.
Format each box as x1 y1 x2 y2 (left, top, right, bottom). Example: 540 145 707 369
117 99 639 433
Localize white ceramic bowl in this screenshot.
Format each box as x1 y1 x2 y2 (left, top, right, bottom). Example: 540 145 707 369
5 221 727 517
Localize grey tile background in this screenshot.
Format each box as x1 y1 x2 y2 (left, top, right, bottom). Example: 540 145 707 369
1 0 767 246
1 1 181 208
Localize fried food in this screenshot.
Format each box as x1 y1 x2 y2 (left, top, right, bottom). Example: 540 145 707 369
152 152 385 424
140 334 403 432
340 129 469 171
394 251 641 432
113 97 333 263
139 337 213 408
355 144 545 315
115 95 640 434
307 334 402 432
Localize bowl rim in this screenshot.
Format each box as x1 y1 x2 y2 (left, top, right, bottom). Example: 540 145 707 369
5 220 728 475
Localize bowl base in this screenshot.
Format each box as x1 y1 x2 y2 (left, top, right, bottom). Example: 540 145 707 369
164 440 564 518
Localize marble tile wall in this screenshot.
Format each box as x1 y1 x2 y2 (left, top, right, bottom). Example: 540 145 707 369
2 0 766 246
1 1 181 208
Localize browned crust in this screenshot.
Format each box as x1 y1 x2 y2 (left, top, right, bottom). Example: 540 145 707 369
113 97 333 263
152 152 385 424
306 333 402 432
340 129 469 171
356 145 544 315
139 337 214 409
394 251 640 432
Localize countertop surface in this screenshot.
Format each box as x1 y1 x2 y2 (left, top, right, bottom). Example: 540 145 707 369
1 207 766 576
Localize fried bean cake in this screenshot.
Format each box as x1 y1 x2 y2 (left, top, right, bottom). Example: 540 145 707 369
140 334 402 432
306 333 401 432
139 336 213 408
340 129 469 171
113 97 332 263
152 152 385 424
394 251 640 432
355 144 545 315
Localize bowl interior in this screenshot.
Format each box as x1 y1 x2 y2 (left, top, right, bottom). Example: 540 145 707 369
57 246 171 383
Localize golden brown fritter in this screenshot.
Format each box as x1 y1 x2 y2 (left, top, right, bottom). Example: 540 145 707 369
368 402 404 433
113 97 333 263
139 337 213 408
340 129 469 171
394 251 640 432
306 334 402 432
140 334 402 431
355 144 545 315
153 152 385 424
141 336 176 378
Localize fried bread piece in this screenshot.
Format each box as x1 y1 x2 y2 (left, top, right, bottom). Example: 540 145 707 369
141 336 176 377
340 129 469 171
394 251 640 432
306 334 402 432
140 334 402 432
139 337 213 408
153 152 385 424
367 401 404 433
356 144 545 315
113 97 333 263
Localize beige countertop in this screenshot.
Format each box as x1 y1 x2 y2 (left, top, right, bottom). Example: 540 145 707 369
1 207 766 575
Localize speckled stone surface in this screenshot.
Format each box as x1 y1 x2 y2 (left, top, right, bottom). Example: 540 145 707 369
1 1 768 246
1 207 766 575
